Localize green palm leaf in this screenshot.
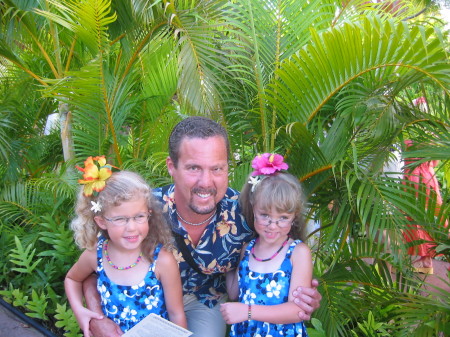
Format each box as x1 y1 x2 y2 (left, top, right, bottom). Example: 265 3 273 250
270 16 449 126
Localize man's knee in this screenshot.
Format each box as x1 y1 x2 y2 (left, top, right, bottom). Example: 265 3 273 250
185 300 226 337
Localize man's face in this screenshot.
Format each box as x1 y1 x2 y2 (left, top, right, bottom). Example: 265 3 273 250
167 136 229 216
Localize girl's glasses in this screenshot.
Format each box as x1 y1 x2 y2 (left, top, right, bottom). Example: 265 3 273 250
103 211 151 227
254 213 293 228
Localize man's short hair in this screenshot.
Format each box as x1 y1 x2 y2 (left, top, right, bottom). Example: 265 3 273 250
169 116 230 167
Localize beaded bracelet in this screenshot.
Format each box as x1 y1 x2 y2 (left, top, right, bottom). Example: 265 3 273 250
248 304 252 321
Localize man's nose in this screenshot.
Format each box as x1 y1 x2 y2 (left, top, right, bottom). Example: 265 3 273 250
199 170 213 186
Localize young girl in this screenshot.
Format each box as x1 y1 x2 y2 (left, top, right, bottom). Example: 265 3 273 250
220 153 312 337
65 156 187 337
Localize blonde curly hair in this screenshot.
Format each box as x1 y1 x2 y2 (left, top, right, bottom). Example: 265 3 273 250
71 170 173 262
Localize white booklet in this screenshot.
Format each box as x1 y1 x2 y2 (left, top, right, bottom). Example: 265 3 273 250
123 313 192 337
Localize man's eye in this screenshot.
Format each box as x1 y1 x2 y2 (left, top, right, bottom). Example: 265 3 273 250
213 166 228 173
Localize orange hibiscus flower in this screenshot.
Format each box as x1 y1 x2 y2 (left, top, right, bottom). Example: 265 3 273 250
76 156 113 196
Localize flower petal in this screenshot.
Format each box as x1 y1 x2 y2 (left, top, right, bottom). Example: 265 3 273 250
92 181 106 192
83 184 94 196
96 156 107 166
84 156 94 167
250 153 288 176
83 163 99 180
98 167 112 180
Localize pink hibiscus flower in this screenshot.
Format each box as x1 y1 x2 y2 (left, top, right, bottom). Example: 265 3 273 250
251 153 289 176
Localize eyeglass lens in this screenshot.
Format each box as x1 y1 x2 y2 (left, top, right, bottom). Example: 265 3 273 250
104 212 150 226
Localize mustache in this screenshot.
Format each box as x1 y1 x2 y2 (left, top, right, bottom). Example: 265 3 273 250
192 188 217 196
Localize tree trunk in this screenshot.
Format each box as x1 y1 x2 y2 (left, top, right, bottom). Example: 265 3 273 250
59 102 75 162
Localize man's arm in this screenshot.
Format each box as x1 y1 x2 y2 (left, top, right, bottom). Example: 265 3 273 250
292 278 322 320
83 274 123 337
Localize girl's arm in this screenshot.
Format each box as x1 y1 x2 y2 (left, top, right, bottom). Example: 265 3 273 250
65 250 105 337
157 248 188 329
225 243 247 301
221 242 313 325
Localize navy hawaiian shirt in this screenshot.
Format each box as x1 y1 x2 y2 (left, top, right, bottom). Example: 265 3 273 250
153 185 254 308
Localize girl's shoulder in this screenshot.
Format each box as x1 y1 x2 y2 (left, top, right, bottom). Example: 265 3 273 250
290 240 311 261
77 248 98 268
157 247 178 265
154 246 180 280
81 247 97 258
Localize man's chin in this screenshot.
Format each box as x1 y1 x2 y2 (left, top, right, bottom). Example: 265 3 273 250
189 203 217 215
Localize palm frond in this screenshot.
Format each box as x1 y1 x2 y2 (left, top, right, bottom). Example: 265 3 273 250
0 183 36 225
36 0 117 56
167 0 229 115
270 16 449 127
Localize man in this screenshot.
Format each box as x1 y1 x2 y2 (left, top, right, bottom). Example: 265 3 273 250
84 116 321 337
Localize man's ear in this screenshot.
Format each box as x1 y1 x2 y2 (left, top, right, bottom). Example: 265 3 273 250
166 156 174 177
94 216 107 230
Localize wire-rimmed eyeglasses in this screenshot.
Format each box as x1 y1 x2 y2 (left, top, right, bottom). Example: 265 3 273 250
103 211 151 227
254 213 293 228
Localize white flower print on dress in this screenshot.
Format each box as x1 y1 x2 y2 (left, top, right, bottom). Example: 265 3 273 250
242 289 257 304
145 296 159 310
121 306 137 319
266 280 282 298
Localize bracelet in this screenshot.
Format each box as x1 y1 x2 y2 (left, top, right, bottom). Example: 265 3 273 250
247 304 252 321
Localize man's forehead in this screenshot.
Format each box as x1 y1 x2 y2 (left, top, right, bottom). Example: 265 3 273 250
181 157 229 166
179 136 227 149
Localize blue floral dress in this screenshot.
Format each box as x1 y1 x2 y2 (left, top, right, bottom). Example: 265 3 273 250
96 236 168 332
230 239 309 337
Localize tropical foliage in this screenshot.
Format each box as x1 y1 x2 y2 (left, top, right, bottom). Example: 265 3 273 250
0 0 449 336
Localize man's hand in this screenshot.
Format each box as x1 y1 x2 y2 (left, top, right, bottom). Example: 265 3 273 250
292 278 321 320
83 274 123 336
89 317 123 337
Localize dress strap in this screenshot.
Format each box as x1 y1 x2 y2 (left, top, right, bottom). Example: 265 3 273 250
285 239 302 259
97 235 106 259
245 239 257 255
148 243 163 272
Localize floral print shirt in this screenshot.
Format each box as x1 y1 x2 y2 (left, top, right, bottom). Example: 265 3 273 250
153 185 254 308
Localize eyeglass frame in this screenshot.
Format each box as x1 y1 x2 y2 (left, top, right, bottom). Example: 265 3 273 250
103 211 152 227
253 212 294 228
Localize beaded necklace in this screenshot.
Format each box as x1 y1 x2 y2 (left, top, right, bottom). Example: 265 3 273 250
251 236 290 262
103 239 143 270
176 210 215 226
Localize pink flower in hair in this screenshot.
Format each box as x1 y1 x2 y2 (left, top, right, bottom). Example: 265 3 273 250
251 153 289 176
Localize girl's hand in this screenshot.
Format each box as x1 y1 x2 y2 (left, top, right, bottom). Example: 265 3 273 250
220 302 248 324
73 307 104 337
